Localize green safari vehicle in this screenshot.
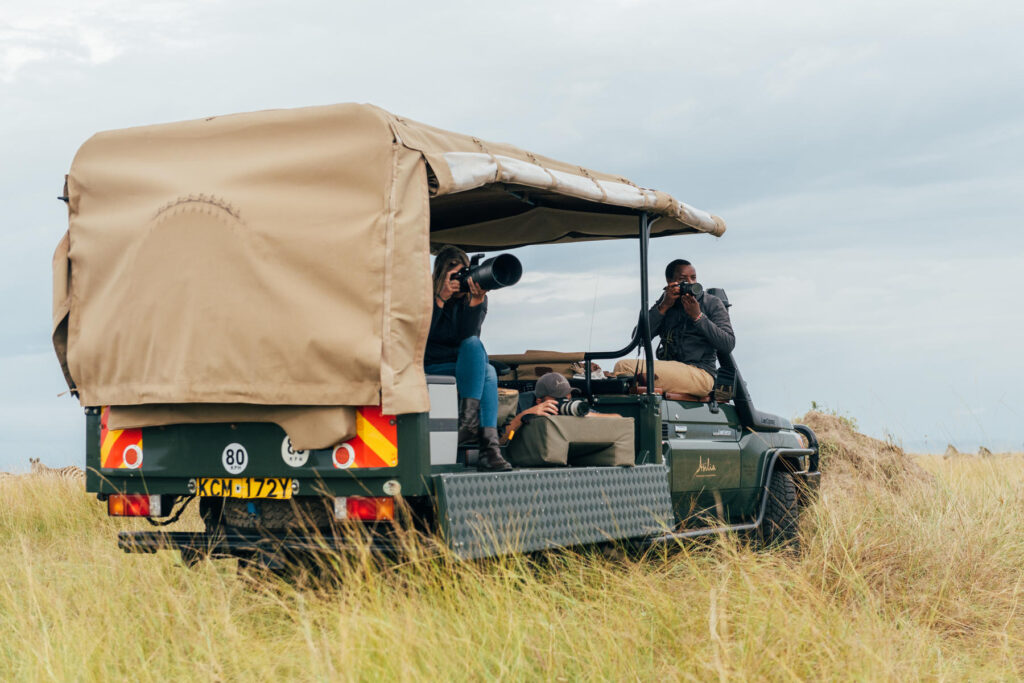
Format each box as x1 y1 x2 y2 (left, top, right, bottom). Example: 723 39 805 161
52 103 819 564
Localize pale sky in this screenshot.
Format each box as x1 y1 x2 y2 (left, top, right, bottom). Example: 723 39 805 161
2 0 1023 469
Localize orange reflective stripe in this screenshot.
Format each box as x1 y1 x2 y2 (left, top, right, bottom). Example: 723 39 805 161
355 412 398 466
99 406 142 469
352 436 392 468
99 432 119 464
101 429 123 468
333 406 398 469
358 406 398 445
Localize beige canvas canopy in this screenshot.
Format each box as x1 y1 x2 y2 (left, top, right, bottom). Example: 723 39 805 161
53 103 725 449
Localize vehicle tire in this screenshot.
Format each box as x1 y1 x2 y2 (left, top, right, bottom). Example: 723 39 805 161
221 497 334 531
759 469 799 546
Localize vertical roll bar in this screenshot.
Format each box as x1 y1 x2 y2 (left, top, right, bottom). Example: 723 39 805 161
581 211 656 398
638 212 654 396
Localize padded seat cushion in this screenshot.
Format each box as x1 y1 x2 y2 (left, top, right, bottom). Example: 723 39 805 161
496 387 519 428
506 415 635 467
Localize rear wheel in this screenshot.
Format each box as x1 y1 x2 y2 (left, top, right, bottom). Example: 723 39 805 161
759 469 799 546
221 498 337 580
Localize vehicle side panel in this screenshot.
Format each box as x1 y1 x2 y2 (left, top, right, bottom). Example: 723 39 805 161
589 394 662 465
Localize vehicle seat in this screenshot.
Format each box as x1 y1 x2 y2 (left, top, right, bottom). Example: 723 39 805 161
506 415 635 467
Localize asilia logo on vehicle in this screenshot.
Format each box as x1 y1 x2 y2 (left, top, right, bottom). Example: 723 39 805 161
694 456 717 478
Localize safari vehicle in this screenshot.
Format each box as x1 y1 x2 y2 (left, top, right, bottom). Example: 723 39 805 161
52 103 819 564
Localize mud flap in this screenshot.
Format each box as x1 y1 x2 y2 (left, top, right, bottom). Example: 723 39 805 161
434 464 673 560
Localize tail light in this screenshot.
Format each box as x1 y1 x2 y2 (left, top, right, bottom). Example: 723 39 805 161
334 496 395 521
107 494 161 517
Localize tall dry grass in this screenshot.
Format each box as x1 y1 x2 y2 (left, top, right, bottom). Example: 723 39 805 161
1 418 1022 680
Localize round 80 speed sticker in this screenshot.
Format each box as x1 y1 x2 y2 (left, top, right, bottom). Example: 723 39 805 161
281 436 309 467
222 443 249 474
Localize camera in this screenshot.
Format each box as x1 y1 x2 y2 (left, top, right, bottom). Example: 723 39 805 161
671 282 703 298
555 398 590 417
521 397 591 426
456 253 523 292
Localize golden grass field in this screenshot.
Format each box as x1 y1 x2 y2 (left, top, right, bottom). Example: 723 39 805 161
2 412 1022 681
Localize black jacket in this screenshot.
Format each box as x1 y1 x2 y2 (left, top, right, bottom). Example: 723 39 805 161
425 296 487 366
648 292 734 376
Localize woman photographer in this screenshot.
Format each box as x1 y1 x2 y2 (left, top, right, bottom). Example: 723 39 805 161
424 245 512 472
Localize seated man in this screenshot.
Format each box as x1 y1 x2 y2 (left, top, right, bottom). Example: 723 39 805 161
502 372 631 467
502 372 616 441
613 259 734 397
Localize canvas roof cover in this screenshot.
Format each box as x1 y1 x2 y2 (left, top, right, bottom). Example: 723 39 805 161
53 103 725 448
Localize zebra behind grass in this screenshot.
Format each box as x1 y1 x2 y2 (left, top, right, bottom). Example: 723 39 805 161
29 457 85 479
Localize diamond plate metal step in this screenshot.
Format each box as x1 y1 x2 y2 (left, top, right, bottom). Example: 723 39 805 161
434 464 673 559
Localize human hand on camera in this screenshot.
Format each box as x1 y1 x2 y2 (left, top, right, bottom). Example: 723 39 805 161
466 277 487 307
437 266 463 305
526 399 558 417
508 399 558 434
681 293 701 321
659 281 681 313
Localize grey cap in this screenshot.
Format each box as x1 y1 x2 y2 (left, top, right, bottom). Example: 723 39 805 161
534 372 574 400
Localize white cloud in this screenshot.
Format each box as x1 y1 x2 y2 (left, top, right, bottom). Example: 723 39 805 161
0 1 215 82
76 26 123 64
764 43 876 101
0 44 49 81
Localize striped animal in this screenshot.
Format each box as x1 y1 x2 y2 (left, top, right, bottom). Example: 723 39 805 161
29 457 85 479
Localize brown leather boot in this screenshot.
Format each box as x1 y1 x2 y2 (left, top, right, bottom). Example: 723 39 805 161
476 427 512 472
457 398 481 446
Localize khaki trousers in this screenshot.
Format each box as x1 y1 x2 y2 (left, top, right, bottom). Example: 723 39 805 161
612 359 714 396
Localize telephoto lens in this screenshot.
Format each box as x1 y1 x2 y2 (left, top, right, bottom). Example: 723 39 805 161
556 399 590 417
457 253 523 292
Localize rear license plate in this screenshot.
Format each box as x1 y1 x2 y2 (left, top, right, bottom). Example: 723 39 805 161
196 478 293 499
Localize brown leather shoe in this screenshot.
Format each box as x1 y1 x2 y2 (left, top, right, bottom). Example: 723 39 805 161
476 427 512 472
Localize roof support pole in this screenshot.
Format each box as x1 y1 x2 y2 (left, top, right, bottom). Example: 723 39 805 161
638 212 655 396
581 212 655 399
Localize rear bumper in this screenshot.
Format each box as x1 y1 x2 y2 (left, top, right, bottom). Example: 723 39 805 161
119 465 675 562
118 529 404 559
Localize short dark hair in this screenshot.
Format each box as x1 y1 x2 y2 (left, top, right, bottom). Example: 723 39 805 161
664 259 691 281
